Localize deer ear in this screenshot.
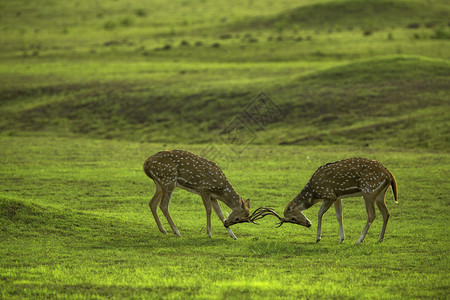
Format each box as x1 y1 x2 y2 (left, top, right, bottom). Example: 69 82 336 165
239 198 243 207
245 199 250 209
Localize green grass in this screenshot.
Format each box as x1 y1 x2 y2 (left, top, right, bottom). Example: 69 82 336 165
1 136 449 299
250 0 450 31
2 55 448 149
1 1 449 149
1 0 449 298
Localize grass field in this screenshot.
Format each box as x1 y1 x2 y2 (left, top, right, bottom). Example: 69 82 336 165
1 136 449 299
1 0 449 299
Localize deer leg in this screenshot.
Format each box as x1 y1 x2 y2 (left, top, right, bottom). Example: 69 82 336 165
334 198 345 243
201 193 212 238
149 183 166 234
159 184 181 237
211 199 237 240
375 186 390 243
316 200 334 243
357 195 376 244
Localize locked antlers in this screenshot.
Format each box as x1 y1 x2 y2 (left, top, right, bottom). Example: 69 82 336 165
248 207 285 227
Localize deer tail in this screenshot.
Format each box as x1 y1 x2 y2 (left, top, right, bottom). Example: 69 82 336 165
389 171 398 203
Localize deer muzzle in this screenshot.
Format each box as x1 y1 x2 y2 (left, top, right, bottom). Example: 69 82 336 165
284 215 312 227
223 217 252 228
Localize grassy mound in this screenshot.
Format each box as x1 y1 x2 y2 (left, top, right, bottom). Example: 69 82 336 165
1 196 88 237
1 55 448 150
0 195 145 244
263 56 449 149
1 197 50 224
303 55 449 82
245 0 450 31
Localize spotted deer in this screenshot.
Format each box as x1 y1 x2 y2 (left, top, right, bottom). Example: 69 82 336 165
143 150 251 239
252 158 398 244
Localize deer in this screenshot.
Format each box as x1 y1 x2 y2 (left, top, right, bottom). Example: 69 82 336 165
250 158 398 244
143 149 252 239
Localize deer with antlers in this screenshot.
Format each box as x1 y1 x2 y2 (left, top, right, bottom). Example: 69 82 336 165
143 149 253 239
251 158 398 244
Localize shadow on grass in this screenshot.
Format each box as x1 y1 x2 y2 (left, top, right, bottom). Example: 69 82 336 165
2 196 389 259
245 239 387 257
5 282 201 299
93 234 235 249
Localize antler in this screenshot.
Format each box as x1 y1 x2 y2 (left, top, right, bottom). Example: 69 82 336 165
249 207 285 227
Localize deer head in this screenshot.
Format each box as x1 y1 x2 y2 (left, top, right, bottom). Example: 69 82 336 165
282 201 312 228
223 198 251 227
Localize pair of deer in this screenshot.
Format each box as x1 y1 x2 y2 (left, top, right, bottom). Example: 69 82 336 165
144 150 398 244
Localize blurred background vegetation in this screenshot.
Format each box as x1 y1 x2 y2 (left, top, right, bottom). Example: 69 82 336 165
0 0 449 149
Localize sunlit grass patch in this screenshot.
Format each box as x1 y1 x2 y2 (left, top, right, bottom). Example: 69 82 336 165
1 136 449 298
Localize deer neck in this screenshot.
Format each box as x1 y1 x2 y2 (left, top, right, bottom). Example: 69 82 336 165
293 186 315 210
217 183 242 210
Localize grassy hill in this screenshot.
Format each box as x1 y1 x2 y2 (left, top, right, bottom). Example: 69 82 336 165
1 0 449 298
1 0 449 150
246 0 450 31
1 55 448 149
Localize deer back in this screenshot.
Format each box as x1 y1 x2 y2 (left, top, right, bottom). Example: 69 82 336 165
144 150 236 196
300 157 393 201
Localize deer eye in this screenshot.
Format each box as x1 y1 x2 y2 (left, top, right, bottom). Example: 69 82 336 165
291 217 296 221
235 217 240 221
